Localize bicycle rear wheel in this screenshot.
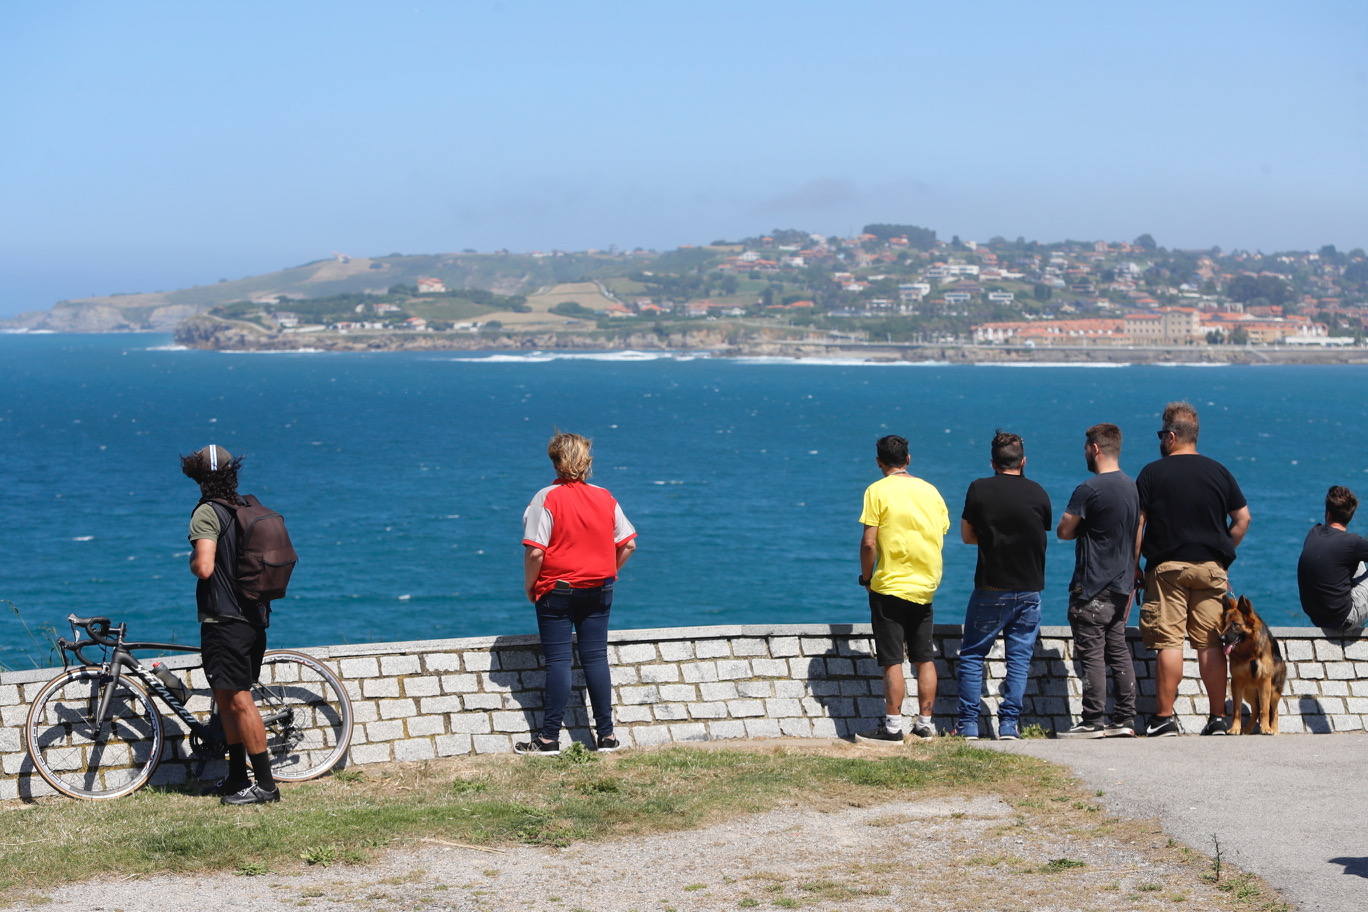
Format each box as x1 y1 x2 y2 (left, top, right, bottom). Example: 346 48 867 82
253 649 352 781
24 667 164 800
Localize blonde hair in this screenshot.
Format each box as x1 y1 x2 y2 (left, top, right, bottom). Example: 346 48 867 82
548 431 592 481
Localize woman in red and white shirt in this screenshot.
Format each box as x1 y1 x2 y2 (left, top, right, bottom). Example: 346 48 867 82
516 432 636 755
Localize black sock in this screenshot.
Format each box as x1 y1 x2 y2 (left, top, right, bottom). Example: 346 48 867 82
248 751 276 791
227 743 249 784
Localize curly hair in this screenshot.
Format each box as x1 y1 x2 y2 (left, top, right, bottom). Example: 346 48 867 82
990 430 1025 470
181 453 245 504
547 432 593 481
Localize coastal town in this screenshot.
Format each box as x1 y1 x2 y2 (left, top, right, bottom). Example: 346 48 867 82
261 226 1366 350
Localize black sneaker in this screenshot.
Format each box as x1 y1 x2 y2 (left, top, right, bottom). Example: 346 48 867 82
1103 721 1137 738
854 726 904 744
596 734 622 753
211 776 252 797
221 783 281 806
514 736 561 756
1200 715 1229 736
1144 714 1181 738
1058 721 1106 739
908 719 936 740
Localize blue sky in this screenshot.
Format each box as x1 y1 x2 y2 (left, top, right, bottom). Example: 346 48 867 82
2 1 1366 316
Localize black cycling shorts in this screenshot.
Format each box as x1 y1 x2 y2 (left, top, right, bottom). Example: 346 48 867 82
869 591 935 666
201 619 267 691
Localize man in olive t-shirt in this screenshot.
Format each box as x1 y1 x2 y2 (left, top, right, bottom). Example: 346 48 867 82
182 445 279 805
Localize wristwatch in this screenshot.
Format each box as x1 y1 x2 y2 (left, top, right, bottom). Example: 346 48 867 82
858 575 871 587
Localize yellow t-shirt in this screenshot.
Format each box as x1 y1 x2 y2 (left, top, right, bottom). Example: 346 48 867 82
859 474 949 603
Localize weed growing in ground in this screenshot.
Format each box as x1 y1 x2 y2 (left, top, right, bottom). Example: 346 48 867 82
300 845 339 866
1038 858 1086 873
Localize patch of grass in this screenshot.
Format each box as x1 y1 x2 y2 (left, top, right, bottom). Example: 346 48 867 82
300 845 339 866
331 768 366 783
682 884 706 892
1019 723 1050 739
236 861 270 876
1037 858 1087 873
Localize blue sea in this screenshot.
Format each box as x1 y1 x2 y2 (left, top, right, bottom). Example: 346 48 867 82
0 333 1360 669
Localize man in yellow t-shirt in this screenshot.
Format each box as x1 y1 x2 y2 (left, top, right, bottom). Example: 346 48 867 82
856 435 949 743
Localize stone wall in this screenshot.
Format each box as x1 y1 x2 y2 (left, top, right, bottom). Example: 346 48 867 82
4 624 1367 799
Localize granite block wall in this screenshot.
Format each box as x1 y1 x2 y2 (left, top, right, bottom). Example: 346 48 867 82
4 623 1367 799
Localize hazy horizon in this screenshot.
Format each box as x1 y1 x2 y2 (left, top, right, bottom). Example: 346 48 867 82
4 1 1366 318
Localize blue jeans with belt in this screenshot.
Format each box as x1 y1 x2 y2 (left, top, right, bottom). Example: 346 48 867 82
955 588 1042 737
534 582 614 741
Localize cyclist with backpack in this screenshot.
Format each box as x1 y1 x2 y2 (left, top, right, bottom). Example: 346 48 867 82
183 444 297 805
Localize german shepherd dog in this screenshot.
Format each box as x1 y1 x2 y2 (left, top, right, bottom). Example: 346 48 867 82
1219 595 1288 735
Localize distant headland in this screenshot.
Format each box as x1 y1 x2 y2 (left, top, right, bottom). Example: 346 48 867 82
6 226 1366 363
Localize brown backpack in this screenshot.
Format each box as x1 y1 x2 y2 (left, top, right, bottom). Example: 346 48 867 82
211 494 299 603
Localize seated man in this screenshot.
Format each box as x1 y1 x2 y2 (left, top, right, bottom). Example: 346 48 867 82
1297 485 1368 635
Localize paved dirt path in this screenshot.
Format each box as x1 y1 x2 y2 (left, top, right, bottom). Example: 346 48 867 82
983 733 1368 912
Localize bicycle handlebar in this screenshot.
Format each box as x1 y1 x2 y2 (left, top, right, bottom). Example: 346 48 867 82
66 614 118 646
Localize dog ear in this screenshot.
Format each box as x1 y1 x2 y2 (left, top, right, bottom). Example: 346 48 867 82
1237 595 1254 615
1224 594 1238 612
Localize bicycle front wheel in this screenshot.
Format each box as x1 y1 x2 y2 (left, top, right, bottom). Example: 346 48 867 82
253 649 353 781
24 667 165 800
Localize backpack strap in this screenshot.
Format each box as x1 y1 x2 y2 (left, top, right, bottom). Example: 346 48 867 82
204 497 245 542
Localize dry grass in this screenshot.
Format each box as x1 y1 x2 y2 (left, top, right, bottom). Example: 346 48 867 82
1 741 1292 911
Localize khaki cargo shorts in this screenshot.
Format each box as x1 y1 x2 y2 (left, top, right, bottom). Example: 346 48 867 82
1139 560 1228 649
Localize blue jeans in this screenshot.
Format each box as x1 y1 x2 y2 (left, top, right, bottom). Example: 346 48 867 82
535 583 614 740
956 589 1042 737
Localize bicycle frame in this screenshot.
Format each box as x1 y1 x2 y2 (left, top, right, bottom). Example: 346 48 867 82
61 619 220 752
97 645 206 739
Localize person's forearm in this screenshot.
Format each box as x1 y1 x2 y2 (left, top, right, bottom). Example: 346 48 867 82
523 548 544 602
1229 508 1251 548
1230 521 1249 548
859 543 876 580
616 540 636 570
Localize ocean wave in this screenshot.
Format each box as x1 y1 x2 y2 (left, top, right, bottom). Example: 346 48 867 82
71 535 94 542
219 348 328 354
729 356 952 367
975 361 1131 368
445 353 558 363
445 350 692 363
143 344 189 352
1151 362 1230 368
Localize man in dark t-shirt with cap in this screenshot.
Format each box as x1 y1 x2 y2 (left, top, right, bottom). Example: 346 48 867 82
1135 402 1251 738
182 444 279 805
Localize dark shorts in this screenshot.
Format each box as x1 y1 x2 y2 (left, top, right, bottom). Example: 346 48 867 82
201 619 267 692
869 591 935 666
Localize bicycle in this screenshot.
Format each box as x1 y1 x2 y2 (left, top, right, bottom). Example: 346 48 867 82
23 614 353 800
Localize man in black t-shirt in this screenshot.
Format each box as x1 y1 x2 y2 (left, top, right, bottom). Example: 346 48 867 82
1135 402 1251 738
1057 423 1139 738
1298 485 1368 633
956 430 1052 740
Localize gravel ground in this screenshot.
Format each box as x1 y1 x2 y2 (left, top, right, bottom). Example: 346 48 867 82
19 786 1276 912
